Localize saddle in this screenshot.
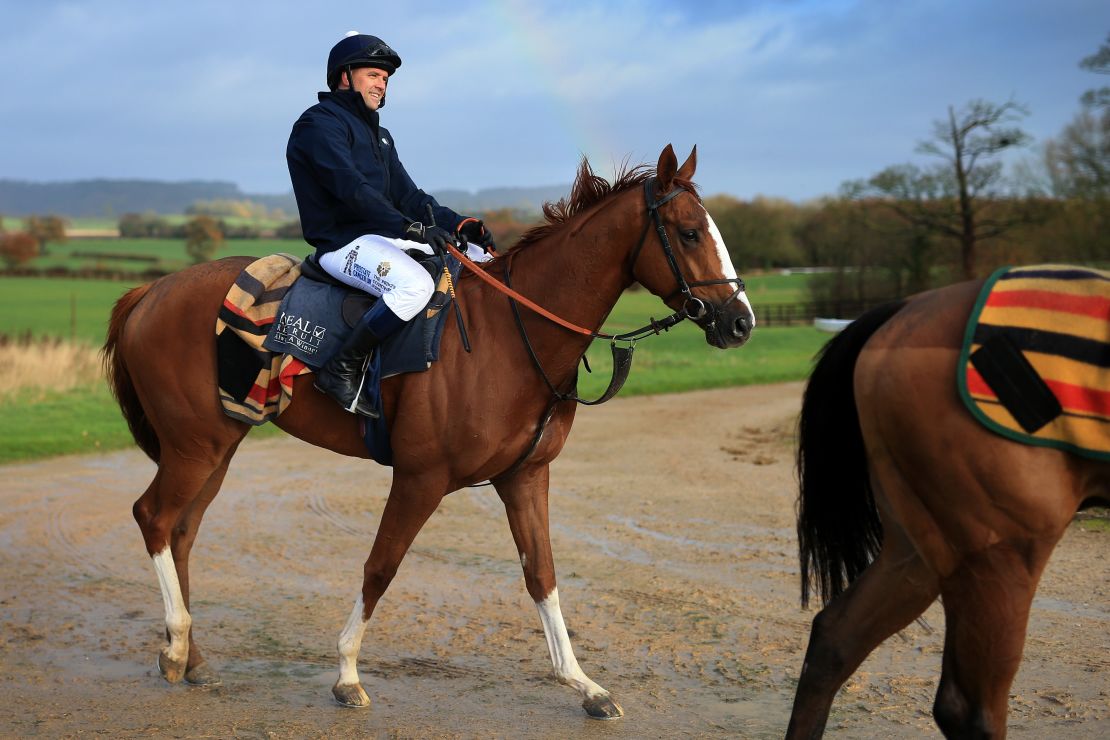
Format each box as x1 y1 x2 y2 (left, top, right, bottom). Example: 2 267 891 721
958 264 1110 461
215 252 459 463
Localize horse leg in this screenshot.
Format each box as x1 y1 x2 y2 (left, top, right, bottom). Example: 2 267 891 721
931 540 1056 739
333 474 445 708
787 522 939 739
167 440 242 685
133 440 243 683
494 465 623 720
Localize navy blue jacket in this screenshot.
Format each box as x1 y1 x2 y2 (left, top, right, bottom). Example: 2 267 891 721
286 89 464 256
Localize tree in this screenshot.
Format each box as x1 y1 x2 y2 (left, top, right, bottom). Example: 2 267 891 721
0 232 40 268
119 212 173 238
1080 32 1110 110
1044 109 1110 198
857 99 1032 279
704 195 803 270
23 214 68 256
184 215 224 264
274 219 304 240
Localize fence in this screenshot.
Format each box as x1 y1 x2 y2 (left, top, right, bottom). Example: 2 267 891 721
755 298 897 327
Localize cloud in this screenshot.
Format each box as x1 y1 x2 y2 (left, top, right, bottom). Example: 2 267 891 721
1 0 1108 198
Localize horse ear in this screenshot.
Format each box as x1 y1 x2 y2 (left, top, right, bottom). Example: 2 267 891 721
677 145 697 181
656 144 678 192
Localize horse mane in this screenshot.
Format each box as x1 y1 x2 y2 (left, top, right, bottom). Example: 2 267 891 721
508 157 698 254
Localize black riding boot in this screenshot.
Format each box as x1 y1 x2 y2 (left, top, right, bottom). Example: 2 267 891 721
314 301 404 418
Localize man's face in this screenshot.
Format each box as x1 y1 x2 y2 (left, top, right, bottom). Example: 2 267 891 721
343 66 389 110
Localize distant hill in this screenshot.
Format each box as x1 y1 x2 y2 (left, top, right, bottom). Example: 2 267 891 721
433 185 569 213
0 179 569 219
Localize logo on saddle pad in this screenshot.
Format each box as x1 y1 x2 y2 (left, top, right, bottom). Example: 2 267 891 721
377 261 391 277
271 312 327 357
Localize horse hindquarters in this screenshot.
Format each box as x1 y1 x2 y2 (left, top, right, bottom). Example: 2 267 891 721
832 280 1079 737
788 300 944 738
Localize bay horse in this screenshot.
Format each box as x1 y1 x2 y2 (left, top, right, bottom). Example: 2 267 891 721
101 145 754 718
787 277 1109 738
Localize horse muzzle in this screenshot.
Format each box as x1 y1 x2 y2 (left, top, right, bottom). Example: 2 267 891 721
699 303 753 349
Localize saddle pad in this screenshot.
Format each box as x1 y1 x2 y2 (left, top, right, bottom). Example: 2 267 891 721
958 264 1110 461
215 254 311 424
216 253 458 466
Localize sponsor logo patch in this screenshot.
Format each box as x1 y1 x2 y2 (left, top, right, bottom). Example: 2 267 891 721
270 312 327 357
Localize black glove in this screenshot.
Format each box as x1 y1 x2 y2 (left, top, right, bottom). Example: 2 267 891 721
406 221 455 255
457 218 497 254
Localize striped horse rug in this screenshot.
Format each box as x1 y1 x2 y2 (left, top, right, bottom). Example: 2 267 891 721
958 264 1110 461
215 253 310 425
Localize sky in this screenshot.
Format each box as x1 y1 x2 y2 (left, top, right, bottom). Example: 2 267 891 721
1 0 1107 202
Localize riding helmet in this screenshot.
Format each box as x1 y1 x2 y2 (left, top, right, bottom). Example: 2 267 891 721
326 32 402 90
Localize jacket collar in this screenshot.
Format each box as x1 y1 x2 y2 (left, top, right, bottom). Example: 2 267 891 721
319 89 380 131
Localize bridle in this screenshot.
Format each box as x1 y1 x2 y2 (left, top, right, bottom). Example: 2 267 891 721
445 174 749 484
446 175 748 407
627 177 747 342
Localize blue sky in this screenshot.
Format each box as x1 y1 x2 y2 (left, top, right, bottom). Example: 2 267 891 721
1 0 1106 201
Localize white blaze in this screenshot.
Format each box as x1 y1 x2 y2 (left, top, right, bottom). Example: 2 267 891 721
703 208 756 327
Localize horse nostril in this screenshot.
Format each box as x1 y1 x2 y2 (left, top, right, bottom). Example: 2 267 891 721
732 316 750 338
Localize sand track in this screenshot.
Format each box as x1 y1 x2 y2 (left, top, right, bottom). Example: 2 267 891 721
1 382 1107 738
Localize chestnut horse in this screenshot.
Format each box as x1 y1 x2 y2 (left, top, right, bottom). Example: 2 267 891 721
787 277 1109 738
102 145 754 718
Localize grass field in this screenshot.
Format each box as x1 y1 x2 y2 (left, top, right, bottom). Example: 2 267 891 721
0 269 826 464
35 237 307 273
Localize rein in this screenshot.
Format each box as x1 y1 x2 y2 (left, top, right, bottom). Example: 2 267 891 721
447 176 746 485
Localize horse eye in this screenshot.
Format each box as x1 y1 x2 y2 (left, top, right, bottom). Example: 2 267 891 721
680 229 698 243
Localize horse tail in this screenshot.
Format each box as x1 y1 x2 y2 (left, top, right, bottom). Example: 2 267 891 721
796 299 908 608
102 283 160 463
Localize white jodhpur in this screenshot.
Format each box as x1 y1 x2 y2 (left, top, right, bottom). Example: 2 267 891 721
319 233 493 321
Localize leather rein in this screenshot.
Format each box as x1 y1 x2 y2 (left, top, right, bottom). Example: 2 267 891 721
445 175 745 485
444 176 746 406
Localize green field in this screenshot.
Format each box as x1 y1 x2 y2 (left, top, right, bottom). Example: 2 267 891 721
34 237 308 274
0 271 826 464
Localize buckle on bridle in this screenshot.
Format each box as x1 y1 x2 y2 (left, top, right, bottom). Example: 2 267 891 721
684 296 708 320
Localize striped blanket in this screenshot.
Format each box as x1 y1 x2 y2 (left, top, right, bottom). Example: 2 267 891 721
958 264 1110 461
216 253 311 425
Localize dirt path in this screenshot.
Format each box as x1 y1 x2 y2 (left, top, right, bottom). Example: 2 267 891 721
1 382 1107 738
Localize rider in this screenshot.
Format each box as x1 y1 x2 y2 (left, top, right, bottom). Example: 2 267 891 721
287 32 496 418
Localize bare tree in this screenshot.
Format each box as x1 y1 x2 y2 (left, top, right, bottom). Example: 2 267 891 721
1045 109 1110 198
859 99 1032 279
1080 32 1110 110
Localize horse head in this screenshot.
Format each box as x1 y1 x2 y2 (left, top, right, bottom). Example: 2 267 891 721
631 145 755 348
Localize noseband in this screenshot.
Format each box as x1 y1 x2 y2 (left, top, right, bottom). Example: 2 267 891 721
629 177 747 334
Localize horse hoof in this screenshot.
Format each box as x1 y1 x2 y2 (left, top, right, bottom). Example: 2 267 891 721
157 651 187 683
184 661 222 686
332 682 371 708
583 694 624 720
